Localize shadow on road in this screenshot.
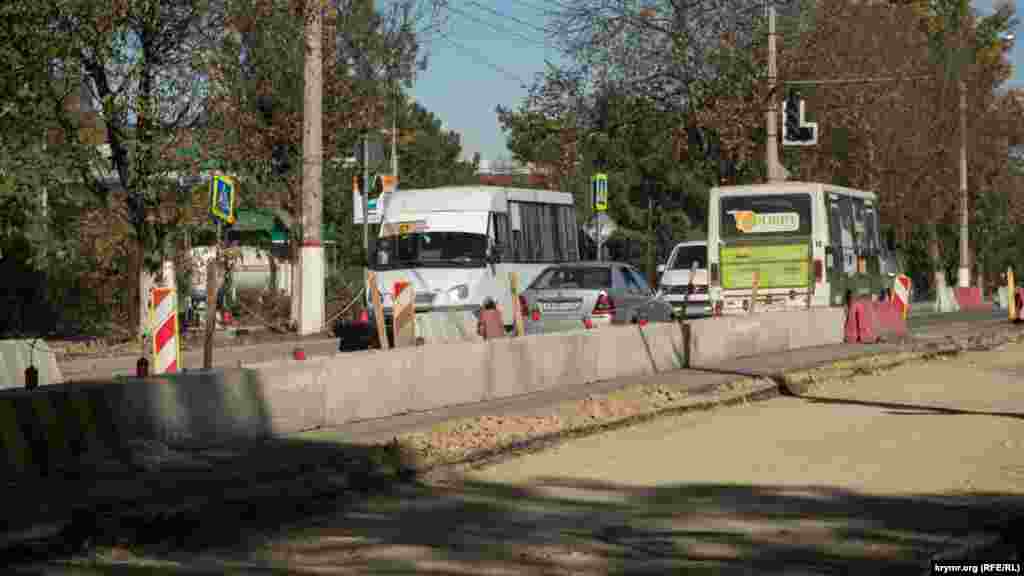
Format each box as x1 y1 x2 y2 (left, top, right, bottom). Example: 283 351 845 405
7 338 1024 575
17 466 1024 575
799 395 1024 421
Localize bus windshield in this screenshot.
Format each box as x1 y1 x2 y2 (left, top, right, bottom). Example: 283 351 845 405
376 232 488 269
720 193 812 240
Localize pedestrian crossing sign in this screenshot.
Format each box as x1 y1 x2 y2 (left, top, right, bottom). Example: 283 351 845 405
592 173 608 212
210 175 237 225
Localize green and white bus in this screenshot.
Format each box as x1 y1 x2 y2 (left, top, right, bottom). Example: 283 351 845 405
707 182 899 316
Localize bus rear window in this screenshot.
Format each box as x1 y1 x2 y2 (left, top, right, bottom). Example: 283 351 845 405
720 194 812 239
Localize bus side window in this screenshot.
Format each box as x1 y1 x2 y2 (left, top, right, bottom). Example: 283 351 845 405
561 205 579 261
510 202 523 261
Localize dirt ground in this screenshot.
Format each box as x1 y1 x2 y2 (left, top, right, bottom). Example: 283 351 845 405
35 340 1024 575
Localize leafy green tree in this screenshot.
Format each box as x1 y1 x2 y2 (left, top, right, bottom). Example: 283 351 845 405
8 0 228 338
1 1 131 336
206 0 436 324
388 99 479 189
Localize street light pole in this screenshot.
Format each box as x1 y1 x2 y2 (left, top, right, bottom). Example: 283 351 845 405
958 79 969 288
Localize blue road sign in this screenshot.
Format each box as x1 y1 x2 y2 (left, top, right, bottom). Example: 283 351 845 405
210 175 236 225
592 173 608 212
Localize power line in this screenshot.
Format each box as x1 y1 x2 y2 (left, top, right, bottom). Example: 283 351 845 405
446 4 548 46
504 0 562 15
465 0 554 37
783 74 935 86
511 0 573 13
436 32 529 87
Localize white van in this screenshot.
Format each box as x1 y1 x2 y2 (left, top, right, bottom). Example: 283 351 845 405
656 241 711 318
367 186 580 337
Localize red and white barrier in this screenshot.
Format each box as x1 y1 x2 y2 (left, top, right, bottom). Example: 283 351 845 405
392 281 416 347
845 297 907 344
892 275 911 319
149 287 180 374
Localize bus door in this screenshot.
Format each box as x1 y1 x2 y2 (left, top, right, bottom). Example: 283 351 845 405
827 192 883 303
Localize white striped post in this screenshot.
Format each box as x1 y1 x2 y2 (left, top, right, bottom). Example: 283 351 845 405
150 287 181 374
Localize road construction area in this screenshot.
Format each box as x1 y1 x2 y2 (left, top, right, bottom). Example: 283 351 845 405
29 334 1024 574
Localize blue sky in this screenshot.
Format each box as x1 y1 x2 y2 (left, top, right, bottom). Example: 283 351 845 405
411 0 1023 163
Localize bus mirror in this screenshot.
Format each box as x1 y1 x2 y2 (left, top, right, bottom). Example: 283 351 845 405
372 237 392 267
885 236 896 252
825 245 833 256
656 264 666 275
488 244 503 263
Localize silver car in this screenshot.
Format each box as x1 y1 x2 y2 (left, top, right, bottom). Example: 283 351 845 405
519 262 673 334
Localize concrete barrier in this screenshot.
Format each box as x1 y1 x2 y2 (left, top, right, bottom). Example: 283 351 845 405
687 308 845 368
0 383 127 477
954 287 989 311
1 340 63 390
3 311 843 477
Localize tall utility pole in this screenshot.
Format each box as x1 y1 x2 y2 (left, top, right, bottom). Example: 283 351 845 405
299 0 325 335
765 1 787 183
392 77 399 179
958 79 969 288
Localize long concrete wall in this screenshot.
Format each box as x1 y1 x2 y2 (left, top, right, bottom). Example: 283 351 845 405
685 308 846 368
2 307 844 477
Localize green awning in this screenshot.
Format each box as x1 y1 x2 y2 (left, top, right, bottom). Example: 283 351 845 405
233 208 336 244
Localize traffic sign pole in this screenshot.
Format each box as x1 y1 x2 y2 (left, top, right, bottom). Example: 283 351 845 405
592 174 608 261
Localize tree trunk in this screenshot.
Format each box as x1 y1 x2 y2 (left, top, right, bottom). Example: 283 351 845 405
928 223 946 302
127 238 143 341
269 253 278 294
290 245 301 331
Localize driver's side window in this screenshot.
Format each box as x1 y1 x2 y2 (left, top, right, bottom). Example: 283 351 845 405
619 267 646 295
491 212 511 259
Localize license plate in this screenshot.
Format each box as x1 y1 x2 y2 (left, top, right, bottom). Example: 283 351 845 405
541 301 579 312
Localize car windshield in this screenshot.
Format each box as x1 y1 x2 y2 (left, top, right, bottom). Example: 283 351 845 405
671 246 707 270
531 267 612 290
376 232 487 269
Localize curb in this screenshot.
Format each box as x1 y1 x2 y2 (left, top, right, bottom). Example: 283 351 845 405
417 377 783 482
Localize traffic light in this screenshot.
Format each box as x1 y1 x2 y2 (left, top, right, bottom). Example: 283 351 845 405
687 126 705 154
127 192 145 228
782 90 818 146
784 91 801 140
642 177 654 203
271 142 291 177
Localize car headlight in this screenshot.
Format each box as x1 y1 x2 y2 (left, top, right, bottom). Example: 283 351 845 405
448 284 469 301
